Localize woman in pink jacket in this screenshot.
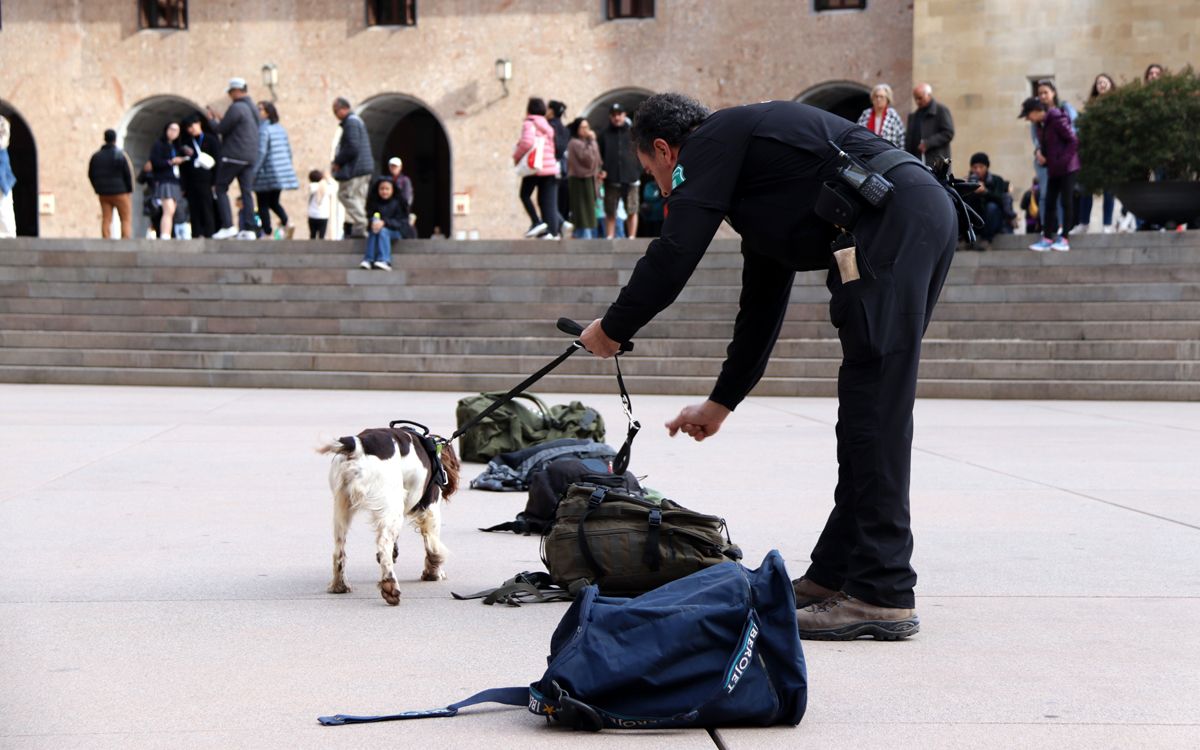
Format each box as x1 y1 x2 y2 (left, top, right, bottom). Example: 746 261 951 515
513 97 561 239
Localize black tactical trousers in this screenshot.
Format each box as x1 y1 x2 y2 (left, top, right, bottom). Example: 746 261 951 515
805 177 958 609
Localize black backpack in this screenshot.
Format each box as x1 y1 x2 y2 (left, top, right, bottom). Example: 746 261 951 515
482 457 641 536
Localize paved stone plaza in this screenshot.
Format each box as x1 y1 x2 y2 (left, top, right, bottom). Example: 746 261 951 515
2 384 1198 748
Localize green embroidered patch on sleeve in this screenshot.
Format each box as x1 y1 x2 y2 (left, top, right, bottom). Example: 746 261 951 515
671 164 686 189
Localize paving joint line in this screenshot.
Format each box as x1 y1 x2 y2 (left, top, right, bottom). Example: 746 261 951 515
915 446 1200 533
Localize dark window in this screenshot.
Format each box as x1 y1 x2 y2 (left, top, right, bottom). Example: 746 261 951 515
367 0 417 26
139 0 188 30
607 0 654 20
815 0 866 10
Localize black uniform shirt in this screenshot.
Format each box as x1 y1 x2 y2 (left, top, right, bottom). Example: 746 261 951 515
600 101 898 410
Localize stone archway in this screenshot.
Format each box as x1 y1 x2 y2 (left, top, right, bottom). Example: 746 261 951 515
0 101 39 237
118 95 205 238
796 81 872 124
356 94 451 239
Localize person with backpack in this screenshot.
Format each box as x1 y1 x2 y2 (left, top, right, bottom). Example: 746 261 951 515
580 93 964 641
87 128 134 238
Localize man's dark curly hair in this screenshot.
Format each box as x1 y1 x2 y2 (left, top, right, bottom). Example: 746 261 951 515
631 93 711 153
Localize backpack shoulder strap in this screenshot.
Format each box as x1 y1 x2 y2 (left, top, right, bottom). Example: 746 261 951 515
319 686 530 725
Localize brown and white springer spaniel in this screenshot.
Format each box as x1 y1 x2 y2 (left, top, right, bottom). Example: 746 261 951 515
318 427 460 606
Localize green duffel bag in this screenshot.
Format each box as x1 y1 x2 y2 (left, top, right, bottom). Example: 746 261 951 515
455 392 605 463
543 480 742 596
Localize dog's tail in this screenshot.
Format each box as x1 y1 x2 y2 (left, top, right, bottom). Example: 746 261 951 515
317 436 361 457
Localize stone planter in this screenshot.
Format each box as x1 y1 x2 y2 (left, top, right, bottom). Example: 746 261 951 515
1114 181 1200 226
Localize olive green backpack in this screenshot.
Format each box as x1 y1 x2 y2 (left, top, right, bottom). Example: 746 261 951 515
455 392 605 463
542 481 742 597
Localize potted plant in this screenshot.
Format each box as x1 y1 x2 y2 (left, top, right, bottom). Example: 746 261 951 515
1077 66 1200 226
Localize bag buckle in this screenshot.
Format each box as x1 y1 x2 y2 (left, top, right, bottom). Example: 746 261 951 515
549 682 603 732
588 487 607 507
647 509 661 527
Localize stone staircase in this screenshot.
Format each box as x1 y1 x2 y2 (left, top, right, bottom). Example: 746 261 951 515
1 234 1197 400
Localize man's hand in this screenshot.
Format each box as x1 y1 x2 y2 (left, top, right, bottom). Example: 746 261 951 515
580 318 620 358
665 400 731 442
1035 150 1047 166
974 183 986 194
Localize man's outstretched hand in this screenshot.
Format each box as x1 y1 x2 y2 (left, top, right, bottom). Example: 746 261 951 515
666 400 731 442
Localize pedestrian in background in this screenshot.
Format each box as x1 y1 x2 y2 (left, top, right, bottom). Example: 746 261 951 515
331 97 374 239
1079 73 1117 233
253 101 299 238
566 116 601 239
87 128 134 239
857 83 905 148
208 77 261 239
148 121 188 240
1021 97 1078 252
905 83 954 166
360 178 405 271
513 97 560 239
548 100 572 233
0 116 18 238
1031 79 1078 236
179 116 219 238
599 102 641 239
306 169 334 239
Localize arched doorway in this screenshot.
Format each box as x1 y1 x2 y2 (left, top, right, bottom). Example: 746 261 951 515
796 81 871 124
0 102 38 237
118 95 205 238
357 95 451 239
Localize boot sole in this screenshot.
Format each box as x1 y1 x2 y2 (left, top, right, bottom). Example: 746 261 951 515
799 617 920 641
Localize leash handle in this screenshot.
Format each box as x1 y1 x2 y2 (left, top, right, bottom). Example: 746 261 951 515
557 318 634 354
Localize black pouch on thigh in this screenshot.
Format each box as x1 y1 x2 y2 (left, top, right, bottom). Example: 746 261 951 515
829 265 897 363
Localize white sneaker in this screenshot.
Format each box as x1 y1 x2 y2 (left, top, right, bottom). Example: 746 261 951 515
358 260 371 270
524 222 548 238
372 261 392 271
235 230 258 240
1103 226 1115 234
212 226 238 239
562 220 575 234
541 234 561 240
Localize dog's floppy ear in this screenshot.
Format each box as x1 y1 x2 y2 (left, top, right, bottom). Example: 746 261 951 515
438 441 460 500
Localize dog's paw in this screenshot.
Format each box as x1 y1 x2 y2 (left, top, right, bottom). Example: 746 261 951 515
379 576 401 606
327 581 352 594
421 567 446 582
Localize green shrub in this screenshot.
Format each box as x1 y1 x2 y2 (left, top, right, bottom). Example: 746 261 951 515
1077 67 1200 190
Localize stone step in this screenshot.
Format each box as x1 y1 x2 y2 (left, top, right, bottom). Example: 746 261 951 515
6 257 1200 285
6 277 1200 305
2 347 1195 383
14 261 1200 288
2 330 1196 362
2 296 1198 322
0 364 1195 401
3 313 1195 341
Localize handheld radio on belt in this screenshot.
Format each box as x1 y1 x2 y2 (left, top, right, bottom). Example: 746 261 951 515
815 139 983 244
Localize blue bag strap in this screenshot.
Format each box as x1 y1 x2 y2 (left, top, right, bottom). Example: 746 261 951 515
318 686 529 726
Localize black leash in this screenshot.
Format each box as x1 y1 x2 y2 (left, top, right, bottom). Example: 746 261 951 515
450 318 639 474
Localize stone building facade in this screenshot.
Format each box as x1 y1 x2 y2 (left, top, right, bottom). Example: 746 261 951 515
0 0 911 239
914 0 1200 214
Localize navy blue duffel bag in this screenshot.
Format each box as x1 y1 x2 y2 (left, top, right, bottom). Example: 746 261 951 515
319 550 807 730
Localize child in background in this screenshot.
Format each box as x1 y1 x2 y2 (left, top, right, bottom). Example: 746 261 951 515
307 169 334 239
